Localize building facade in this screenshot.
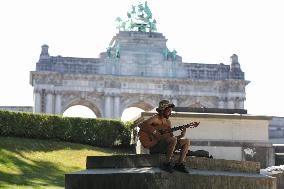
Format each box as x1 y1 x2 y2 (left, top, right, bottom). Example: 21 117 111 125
30 31 248 118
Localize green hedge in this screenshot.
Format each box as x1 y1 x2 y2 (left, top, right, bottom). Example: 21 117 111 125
0 110 133 147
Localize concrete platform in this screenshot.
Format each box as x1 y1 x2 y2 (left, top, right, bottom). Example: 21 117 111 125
86 154 261 173
65 154 276 189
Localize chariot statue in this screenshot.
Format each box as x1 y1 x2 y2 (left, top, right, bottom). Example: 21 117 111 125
115 1 157 32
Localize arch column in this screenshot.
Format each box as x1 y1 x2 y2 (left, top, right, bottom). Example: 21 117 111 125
114 95 121 119
34 90 41 113
218 97 225 109
104 93 113 118
45 91 54 114
238 99 244 109
55 92 62 114
227 98 235 109
235 97 245 109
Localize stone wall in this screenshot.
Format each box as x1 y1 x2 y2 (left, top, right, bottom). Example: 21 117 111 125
269 117 284 143
136 112 274 168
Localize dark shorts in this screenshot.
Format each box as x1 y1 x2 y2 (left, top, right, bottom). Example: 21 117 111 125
149 138 181 154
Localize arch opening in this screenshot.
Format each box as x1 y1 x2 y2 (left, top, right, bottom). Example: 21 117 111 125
121 107 144 122
63 105 97 118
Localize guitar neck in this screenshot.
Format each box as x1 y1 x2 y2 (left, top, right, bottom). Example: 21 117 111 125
156 122 198 134
159 125 186 134
170 125 184 132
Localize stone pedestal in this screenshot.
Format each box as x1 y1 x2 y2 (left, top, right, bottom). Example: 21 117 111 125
65 154 276 189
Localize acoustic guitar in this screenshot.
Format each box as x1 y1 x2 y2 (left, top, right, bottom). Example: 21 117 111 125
138 122 200 148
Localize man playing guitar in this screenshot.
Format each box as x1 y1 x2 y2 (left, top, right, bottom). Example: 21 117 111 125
138 100 199 173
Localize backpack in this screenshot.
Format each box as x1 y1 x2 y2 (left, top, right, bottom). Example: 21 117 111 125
187 150 213 158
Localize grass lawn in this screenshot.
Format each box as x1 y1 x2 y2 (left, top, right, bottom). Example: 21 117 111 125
0 136 132 189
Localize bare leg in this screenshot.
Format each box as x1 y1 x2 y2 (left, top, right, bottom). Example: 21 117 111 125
166 136 177 162
178 138 190 163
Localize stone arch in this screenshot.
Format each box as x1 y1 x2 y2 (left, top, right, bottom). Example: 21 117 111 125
62 97 103 118
126 101 154 111
121 96 156 112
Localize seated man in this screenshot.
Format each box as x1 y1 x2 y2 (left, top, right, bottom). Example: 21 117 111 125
138 100 190 173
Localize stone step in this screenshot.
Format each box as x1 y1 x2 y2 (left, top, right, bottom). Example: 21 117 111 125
66 168 276 189
86 154 260 174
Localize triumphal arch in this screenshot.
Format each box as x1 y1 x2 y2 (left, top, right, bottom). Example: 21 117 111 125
30 2 248 119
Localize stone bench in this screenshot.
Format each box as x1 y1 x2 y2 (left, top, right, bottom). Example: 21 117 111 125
86 154 260 173
65 154 276 189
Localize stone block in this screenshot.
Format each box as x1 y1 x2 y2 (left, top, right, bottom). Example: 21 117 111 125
66 155 278 189
270 172 284 189
86 154 260 174
66 168 276 189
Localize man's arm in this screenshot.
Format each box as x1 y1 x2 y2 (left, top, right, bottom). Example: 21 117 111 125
176 127 186 139
167 119 186 139
165 119 174 137
138 117 156 133
138 116 161 139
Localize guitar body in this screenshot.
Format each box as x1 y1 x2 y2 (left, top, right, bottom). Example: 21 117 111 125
138 130 158 148
138 122 200 149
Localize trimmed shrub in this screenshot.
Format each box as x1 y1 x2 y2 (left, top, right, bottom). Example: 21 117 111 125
0 110 133 147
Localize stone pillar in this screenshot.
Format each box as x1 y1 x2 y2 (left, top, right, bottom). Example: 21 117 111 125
34 91 41 113
55 93 62 114
114 95 121 119
218 98 225 109
235 98 245 109
238 99 244 109
45 92 54 114
40 44 50 59
227 98 235 109
104 94 113 118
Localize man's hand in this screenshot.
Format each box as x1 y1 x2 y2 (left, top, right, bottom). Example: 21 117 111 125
152 130 161 140
180 127 186 137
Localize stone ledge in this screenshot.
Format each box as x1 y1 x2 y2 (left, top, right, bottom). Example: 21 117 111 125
191 140 272 147
86 154 260 173
66 168 276 189
188 156 260 174
173 107 247 114
141 111 272 120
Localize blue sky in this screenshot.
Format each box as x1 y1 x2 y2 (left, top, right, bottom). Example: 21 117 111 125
0 0 283 118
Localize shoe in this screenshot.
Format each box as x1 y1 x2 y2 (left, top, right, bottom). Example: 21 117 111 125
160 162 174 173
174 163 189 173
